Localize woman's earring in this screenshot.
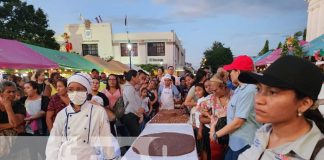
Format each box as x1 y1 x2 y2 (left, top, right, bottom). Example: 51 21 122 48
298 112 303 117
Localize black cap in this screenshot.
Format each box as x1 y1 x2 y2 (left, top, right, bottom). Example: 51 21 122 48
239 56 323 100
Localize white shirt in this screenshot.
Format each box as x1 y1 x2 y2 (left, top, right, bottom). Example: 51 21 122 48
46 101 120 160
318 83 324 117
141 97 149 112
123 82 143 115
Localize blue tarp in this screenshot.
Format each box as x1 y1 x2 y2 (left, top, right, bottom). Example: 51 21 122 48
304 34 324 56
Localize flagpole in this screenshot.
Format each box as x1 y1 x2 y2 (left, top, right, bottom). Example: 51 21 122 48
125 15 132 70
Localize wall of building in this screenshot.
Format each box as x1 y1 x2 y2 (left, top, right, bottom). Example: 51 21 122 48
112 32 185 68
57 23 114 58
307 0 324 41
55 23 186 69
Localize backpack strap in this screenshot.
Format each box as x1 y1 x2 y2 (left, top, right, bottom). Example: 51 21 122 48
310 138 324 160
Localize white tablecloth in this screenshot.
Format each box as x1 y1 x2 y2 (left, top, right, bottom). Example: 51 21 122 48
121 123 198 160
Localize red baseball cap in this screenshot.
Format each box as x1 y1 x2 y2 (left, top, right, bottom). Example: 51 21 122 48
223 55 254 71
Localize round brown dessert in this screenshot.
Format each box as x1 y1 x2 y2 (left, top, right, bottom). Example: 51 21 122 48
132 132 195 156
150 109 189 123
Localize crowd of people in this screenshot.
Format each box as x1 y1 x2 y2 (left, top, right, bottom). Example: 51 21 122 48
0 55 323 160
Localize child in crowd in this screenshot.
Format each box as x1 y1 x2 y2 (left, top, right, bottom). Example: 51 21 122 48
196 83 213 160
190 83 209 159
139 87 151 130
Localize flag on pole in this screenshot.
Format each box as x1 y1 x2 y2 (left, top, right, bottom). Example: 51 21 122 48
99 15 103 22
79 13 84 22
125 15 127 26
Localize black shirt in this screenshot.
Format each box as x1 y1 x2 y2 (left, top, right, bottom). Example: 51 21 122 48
88 92 109 107
0 101 26 124
37 83 46 95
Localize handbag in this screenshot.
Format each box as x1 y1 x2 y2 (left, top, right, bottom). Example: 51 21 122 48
215 117 228 145
112 97 129 119
214 97 229 145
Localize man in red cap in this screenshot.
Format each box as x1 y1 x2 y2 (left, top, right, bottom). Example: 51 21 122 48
209 55 261 160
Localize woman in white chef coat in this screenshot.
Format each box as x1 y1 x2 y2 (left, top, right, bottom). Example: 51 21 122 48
46 73 119 160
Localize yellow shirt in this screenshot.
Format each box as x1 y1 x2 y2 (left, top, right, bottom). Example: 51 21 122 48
99 82 106 92
50 84 57 96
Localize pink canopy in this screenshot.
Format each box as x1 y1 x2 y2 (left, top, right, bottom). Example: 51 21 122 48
0 39 58 69
299 40 308 46
256 49 282 66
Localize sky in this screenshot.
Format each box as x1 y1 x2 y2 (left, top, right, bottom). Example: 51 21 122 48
26 0 308 68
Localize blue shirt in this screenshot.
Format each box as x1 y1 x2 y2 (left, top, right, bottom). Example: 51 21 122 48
227 84 262 151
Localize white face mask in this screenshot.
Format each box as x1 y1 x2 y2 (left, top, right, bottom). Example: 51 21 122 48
68 91 88 105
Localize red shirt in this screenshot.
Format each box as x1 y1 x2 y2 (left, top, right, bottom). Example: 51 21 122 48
47 93 67 120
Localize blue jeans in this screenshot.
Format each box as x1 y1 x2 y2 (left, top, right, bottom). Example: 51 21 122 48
224 145 250 160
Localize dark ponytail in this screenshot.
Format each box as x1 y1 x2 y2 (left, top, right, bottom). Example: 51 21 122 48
295 90 324 133
304 109 324 133
192 69 207 86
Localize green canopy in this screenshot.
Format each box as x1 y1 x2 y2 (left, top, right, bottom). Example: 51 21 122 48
25 44 103 72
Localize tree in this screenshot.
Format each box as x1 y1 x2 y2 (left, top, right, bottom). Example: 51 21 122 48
201 41 233 73
258 40 269 56
277 42 282 49
138 64 159 73
294 31 303 39
103 56 114 62
281 37 303 57
281 43 289 56
303 28 307 41
0 0 59 49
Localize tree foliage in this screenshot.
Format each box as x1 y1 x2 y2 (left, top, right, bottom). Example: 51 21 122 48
277 42 282 49
281 43 289 56
139 64 159 74
303 28 307 41
103 56 114 62
0 0 59 49
201 41 233 73
281 37 303 57
258 40 269 56
294 31 303 39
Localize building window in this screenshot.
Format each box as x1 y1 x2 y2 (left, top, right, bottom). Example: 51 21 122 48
148 42 165 56
120 43 138 57
82 44 98 56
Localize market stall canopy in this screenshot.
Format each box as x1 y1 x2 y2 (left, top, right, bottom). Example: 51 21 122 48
304 34 324 56
109 60 130 72
253 50 274 63
26 44 103 72
255 49 282 66
127 64 150 74
84 55 128 74
0 39 58 69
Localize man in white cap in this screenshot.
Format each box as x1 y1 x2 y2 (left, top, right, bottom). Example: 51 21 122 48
46 73 120 160
158 74 181 110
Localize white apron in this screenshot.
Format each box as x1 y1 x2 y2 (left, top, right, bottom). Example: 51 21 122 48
160 87 174 110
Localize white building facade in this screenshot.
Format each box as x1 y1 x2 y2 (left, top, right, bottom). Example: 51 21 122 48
56 22 186 70
306 0 324 41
